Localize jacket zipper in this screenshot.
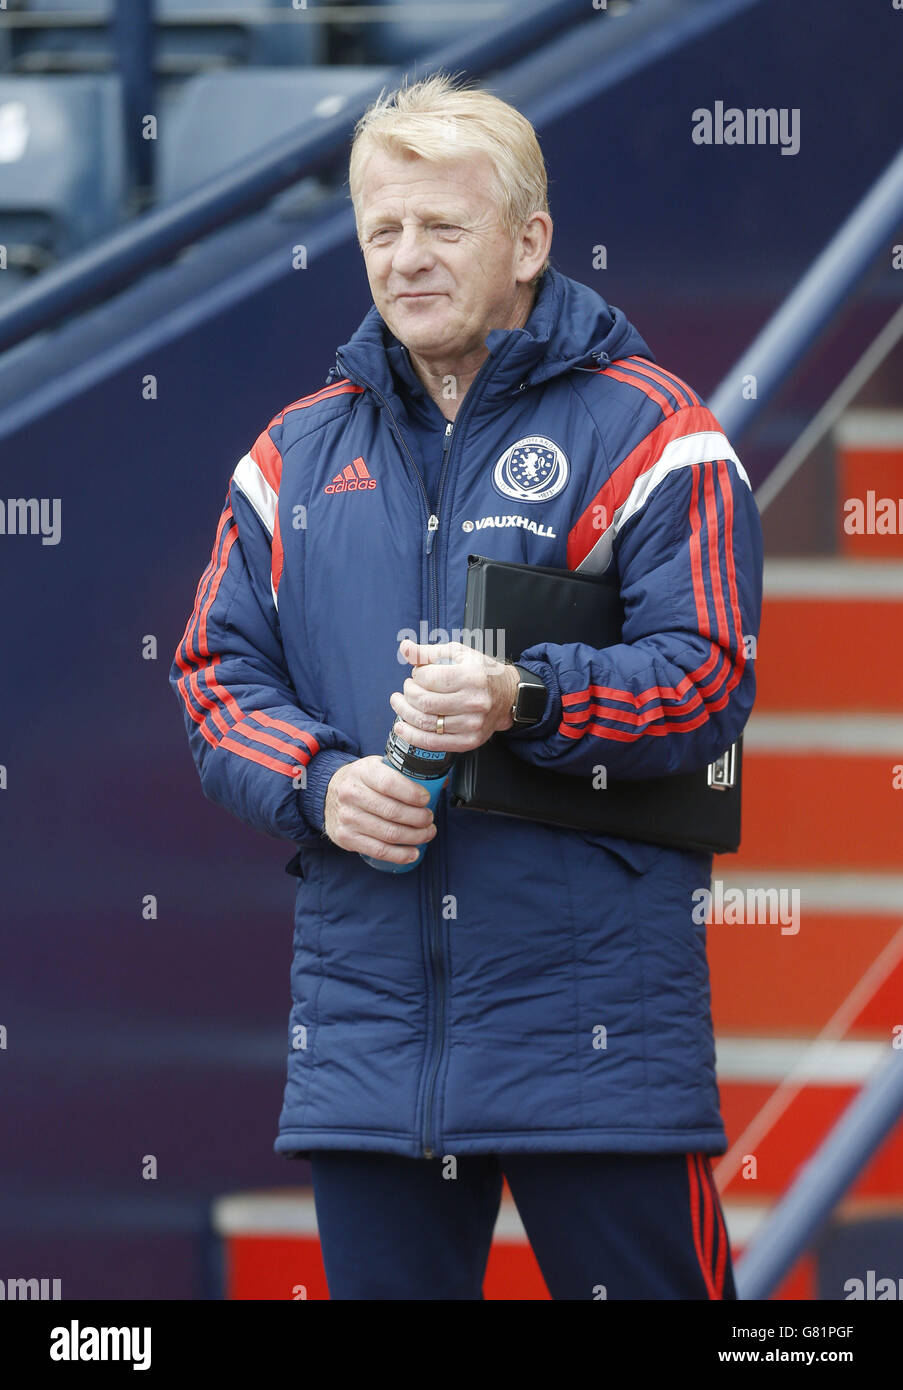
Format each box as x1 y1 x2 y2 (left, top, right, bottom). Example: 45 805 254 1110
334 353 486 1159
421 837 443 1159
419 420 455 1158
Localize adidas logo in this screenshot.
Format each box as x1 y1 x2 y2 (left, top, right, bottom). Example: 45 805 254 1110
324 457 377 493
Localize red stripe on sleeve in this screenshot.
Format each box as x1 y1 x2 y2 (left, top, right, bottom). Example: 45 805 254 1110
603 365 675 417
219 736 304 778
625 357 699 408
176 501 231 672
717 460 745 664
703 465 729 645
225 715 314 765
250 428 283 495
271 504 284 606
556 460 748 744
566 404 725 571
559 645 722 711
275 381 363 426
174 508 320 770
688 463 710 636
253 710 319 756
174 510 237 744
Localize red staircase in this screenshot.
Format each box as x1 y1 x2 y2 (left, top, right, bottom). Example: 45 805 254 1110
709 409 903 1299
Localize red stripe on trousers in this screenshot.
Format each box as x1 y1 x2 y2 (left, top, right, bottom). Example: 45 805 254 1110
687 1154 719 1299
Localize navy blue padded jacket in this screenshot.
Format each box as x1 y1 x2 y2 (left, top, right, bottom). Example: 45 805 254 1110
171 267 763 1159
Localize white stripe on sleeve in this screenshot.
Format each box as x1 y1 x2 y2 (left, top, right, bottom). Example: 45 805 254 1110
576 431 751 575
232 452 278 539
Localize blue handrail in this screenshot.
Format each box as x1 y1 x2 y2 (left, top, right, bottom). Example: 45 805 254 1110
735 1047 903 1300
710 143 903 447
0 0 591 356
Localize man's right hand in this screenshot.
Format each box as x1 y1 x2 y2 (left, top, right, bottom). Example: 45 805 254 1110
323 756 437 865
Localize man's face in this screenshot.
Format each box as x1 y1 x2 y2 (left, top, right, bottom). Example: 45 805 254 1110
356 148 529 364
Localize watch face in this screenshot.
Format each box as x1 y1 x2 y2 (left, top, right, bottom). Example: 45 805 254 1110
515 671 547 724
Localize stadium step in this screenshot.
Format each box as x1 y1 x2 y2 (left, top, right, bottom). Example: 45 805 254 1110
715 1039 903 1200
738 721 903 869
754 559 903 712
709 892 903 1034
836 410 903 559
210 1187 784 1301
707 529 903 1298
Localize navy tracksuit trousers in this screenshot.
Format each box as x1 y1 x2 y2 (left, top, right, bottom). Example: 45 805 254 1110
310 1150 736 1300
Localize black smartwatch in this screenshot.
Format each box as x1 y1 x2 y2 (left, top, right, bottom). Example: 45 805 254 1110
508 663 548 727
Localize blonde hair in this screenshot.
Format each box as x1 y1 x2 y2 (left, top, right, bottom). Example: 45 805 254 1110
348 73 550 275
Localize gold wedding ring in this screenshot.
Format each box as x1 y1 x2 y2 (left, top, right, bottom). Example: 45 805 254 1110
436 716 445 736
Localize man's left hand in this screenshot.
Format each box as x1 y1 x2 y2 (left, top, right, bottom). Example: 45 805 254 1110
389 639 519 752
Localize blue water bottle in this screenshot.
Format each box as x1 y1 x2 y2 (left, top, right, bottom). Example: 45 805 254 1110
360 720 456 874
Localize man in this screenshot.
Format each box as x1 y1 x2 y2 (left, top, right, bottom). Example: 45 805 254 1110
171 74 763 1300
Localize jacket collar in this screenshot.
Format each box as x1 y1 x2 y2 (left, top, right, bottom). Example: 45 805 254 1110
328 266 655 406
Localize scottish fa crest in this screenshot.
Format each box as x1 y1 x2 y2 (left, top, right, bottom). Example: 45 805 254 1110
492 436 569 504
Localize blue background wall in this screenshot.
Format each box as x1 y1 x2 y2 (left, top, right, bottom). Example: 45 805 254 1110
1 0 901 1296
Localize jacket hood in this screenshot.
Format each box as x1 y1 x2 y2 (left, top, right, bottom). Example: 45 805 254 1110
328 266 655 400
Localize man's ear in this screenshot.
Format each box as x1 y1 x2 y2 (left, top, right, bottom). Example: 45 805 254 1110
515 211 553 284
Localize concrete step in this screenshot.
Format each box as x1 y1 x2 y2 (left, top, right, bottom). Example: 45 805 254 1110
836 411 903 559
756 560 903 713
716 1076 903 1204
707 883 903 1035
733 729 903 868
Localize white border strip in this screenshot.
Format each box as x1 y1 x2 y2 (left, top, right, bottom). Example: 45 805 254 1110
763 559 903 597
723 1203 770 1246
716 1037 887 1084
212 1190 772 1249
211 1191 532 1240
718 873 903 915
834 410 903 447
743 714 903 753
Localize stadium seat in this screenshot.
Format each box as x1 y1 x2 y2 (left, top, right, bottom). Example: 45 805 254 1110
6 0 323 75
3 0 113 74
0 75 125 269
362 0 515 64
156 66 391 204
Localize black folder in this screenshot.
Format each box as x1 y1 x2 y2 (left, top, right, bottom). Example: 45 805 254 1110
448 554 742 855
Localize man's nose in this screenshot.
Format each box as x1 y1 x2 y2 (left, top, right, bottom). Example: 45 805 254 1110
391 226 433 276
